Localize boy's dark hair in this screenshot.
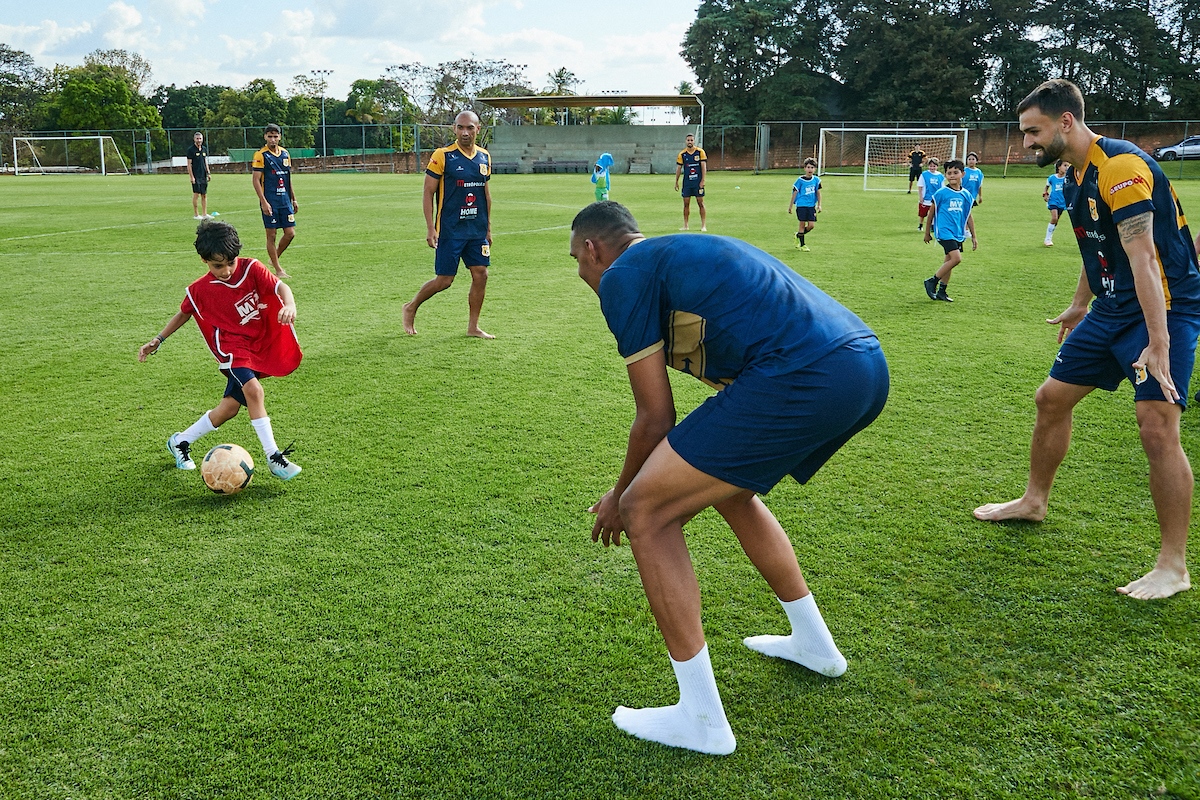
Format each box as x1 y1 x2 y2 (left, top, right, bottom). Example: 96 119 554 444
944 159 965 173
1055 158 1067 170
571 201 641 244
928 157 939 165
195 220 243 260
803 157 817 167
265 123 282 135
967 151 978 160
1016 79 1085 121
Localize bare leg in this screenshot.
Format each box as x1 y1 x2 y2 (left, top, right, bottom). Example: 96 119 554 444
402 274 455 335
192 192 200 217
201 193 208 217
974 378 1093 522
207 395 243 426
1119 401 1192 599
681 198 691 231
935 249 962 283
466 265 494 339
697 198 707 231
264 228 284 277
276 227 295 258
715 491 809 601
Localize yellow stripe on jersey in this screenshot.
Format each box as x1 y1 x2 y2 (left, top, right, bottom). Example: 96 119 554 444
624 341 664 365
1097 153 1155 216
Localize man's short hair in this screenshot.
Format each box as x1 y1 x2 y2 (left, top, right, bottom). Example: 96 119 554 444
195 220 243 261
803 157 818 167
265 123 282 135
944 159 965 173
1016 79 1085 121
685 134 695 140
194 131 203 137
571 201 641 244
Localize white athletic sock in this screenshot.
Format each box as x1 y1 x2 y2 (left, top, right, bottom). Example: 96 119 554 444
1046 223 1056 240
611 644 736 755
180 411 217 444
250 416 279 456
743 593 847 677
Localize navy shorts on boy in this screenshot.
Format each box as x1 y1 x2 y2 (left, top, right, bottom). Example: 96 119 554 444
938 238 963 254
435 239 490 276
795 207 817 222
222 366 266 405
262 202 295 229
1049 310 1200 407
192 181 208 195
599 234 887 494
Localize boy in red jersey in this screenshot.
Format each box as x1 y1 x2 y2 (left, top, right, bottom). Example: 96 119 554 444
138 220 303 480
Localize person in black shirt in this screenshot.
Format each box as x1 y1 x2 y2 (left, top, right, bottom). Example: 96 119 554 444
186 132 211 219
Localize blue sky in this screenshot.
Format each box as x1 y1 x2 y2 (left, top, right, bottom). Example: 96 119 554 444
2 0 702 110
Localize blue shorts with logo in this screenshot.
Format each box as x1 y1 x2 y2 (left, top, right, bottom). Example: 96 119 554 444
221 367 266 406
681 183 704 198
668 335 889 494
435 238 490 276
1049 310 1200 407
262 198 295 229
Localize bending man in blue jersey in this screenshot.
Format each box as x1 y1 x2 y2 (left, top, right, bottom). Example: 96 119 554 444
976 79 1200 600
570 201 889 755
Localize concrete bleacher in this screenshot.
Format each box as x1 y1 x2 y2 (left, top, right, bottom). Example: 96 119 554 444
488 125 698 175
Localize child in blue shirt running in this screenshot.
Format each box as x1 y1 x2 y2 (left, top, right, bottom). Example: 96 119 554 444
922 159 977 302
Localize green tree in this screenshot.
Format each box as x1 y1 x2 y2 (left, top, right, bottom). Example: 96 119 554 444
594 106 639 124
205 78 288 129
45 64 161 131
0 44 49 130
83 48 153 96
386 58 530 123
152 83 227 130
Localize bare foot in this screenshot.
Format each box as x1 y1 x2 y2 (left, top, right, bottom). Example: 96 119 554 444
276 270 291 279
467 327 495 340
1116 567 1191 599
402 302 417 336
679 226 689 231
973 496 1047 522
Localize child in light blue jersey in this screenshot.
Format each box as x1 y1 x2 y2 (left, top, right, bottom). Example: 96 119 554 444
963 152 984 206
915 158 944 230
788 157 822 250
922 160 977 302
1042 159 1069 246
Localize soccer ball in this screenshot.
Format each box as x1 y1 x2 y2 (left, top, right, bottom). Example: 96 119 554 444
201 444 254 494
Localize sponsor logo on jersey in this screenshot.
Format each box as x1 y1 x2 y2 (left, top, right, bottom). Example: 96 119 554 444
1108 175 1146 196
235 291 262 325
465 192 476 206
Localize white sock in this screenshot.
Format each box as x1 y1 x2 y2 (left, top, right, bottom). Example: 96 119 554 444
611 644 736 755
180 411 217 444
1046 223 1056 240
743 593 847 677
250 416 279 456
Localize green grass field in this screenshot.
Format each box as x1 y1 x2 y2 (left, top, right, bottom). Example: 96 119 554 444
2 169 1198 798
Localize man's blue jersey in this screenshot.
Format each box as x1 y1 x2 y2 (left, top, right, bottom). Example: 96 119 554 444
1046 173 1067 209
598 235 874 389
426 142 491 239
931 186 973 242
962 167 984 201
677 147 706 185
1066 137 1200 318
251 146 292 206
792 175 820 207
920 170 945 202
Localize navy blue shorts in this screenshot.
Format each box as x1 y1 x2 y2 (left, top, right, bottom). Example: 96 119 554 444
221 367 265 406
938 238 963 254
795 207 817 222
682 184 705 198
262 202 295 229
1047 201 1066 212
435 239 490 276
668 336 889 494
909 166 922 182
1049 311 1200 407
192 181 208 195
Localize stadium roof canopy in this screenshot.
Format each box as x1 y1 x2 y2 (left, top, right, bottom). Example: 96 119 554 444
477 94 704 126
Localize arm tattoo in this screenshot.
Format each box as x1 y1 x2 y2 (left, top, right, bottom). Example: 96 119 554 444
1117 211 1153 243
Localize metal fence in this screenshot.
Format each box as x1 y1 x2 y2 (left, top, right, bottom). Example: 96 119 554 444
3 120 1198 178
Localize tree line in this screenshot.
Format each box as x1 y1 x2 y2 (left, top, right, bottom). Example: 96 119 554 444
682 0 1200 123
0 46 640 140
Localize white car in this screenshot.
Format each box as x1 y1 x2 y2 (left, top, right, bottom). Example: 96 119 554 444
1153 136 1200 161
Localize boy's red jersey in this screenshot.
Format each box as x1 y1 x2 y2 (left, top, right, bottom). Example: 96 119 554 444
182 257 302 376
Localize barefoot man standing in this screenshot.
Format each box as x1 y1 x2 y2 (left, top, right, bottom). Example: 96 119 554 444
403 110 494 339
975 79 1200 600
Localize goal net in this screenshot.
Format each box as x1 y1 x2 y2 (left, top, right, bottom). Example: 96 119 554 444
13 135 131 175
818 128 969 190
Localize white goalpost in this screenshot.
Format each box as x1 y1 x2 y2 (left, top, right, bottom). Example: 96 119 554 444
818 128 969 190
13 135 131 176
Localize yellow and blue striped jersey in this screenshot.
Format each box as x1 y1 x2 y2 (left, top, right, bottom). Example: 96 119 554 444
426 143 491 239
251 145 292 202
677 147 706 184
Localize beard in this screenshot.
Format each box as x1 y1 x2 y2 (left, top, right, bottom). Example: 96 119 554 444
1035 132 1067 167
